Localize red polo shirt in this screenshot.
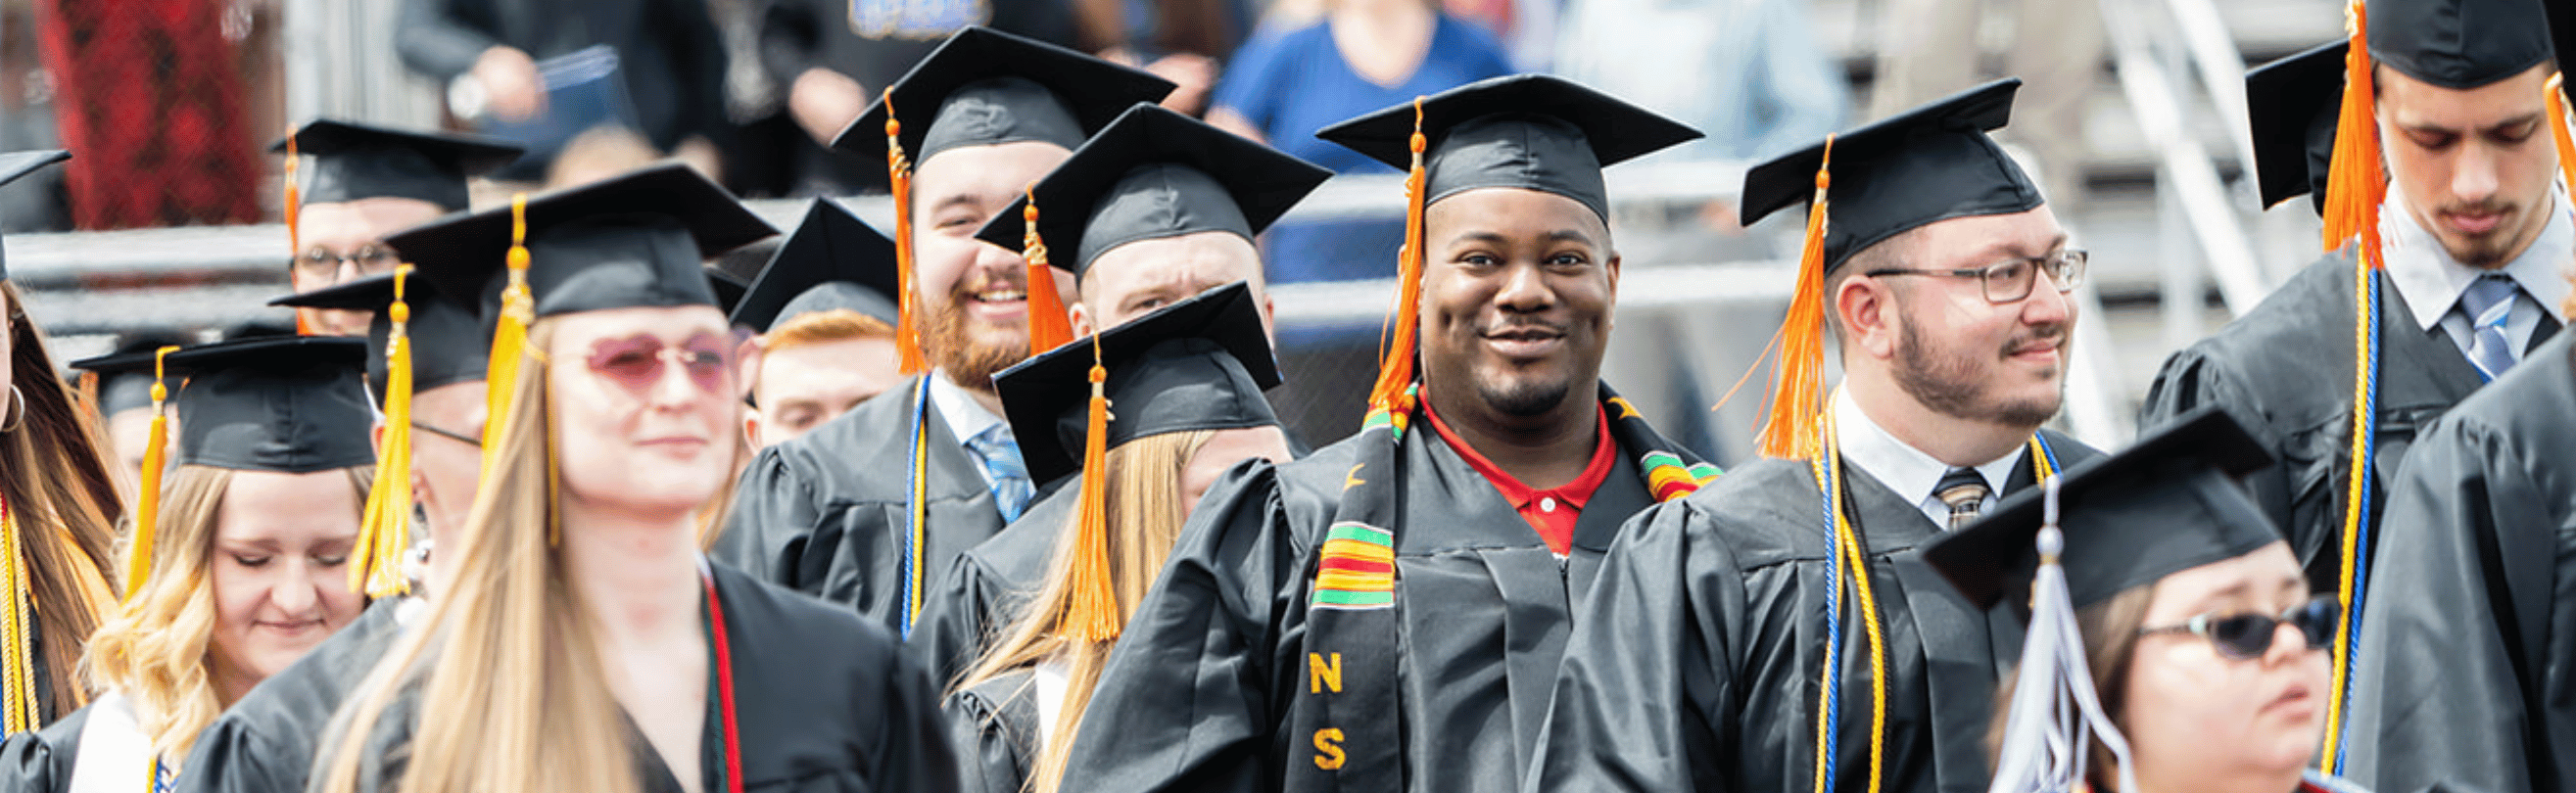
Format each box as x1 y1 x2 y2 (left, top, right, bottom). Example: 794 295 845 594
1423 400 1618 556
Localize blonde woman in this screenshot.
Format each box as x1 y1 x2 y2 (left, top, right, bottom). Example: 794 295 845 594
2 336 377 789
314 164 958 793
1926 407 2361 793
0 151 125 736
944 283 1294 793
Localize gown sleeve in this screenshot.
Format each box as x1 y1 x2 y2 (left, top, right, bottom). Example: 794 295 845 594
869 635 968 793
713 446 824 589
178 714 300 793
0 705 82 793
941 676 1036 793
913 552 995 690
1526 499 1743 793
1058 460 1300 793
2344 415 2557 793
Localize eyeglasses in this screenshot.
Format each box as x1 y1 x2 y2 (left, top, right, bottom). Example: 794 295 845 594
295 245 402 281
2136 594 2340 661
585 332 739 395
1864 249 2088 303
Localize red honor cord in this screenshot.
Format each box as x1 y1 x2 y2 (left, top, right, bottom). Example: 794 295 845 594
702 570 744 793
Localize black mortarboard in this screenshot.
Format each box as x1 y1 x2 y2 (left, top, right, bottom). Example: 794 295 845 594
995 281 1281 485
706 267 751 317
734 200 902 331
271 274 492 399
2246 42 2347 212
1315 74 1701 220
0 150 70 281
974 103 1334 275
2366 0 2554 90
94 332 194 416
833 26 1175 175
2552 0 2576 104
1924 406 2285 613
1741 79 2042 272
72 337 376 473
274 120 524 211
388 163 779 318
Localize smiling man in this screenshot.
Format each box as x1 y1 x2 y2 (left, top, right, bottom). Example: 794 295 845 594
714 26 1173 635
1057 74 1715 793
2141 0 2567 595
1528 79 2101 793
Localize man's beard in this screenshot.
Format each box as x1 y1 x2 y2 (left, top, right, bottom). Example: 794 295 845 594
921 277 1029 390
1477 376 1573 418
1891 314 2064 429
2434 200 2524 267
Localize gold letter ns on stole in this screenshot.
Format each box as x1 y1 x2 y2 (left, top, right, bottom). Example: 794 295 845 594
1308 652 1343 693
1313 728 1347 770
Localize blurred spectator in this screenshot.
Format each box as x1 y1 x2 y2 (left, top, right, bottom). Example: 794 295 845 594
758 1 1080 196
36 0 261 229
544 125 665 189
1553 0 1845 165
1870 0 2100 210
1206 0 1511 283
395 0 733 183
1443 0 1554 70
1077 0 1259 117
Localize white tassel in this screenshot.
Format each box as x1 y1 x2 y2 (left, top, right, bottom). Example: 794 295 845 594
1987 479 2140 793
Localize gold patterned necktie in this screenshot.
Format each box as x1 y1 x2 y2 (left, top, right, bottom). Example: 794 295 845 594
1935 467 1991 531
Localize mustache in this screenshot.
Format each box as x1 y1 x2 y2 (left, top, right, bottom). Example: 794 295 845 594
1478 319 1569 339
945 268 1029 303
2003 324 2068 356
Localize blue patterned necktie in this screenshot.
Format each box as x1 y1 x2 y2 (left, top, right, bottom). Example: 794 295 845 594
2459 273 2521 381
966 424 1033 522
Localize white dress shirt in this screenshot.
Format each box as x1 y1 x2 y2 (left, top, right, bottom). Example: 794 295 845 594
928 369 1011 490
2379 191 2574 358
1832 390 2025 530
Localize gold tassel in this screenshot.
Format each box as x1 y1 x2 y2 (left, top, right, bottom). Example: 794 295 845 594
352 266 416 598
287 136 311 336
481 194 534 468
1366 98 1431 417
1754 136 1836 460
123 345 179 602
885 90 929 375
2 497 38 732
2320 0 2385 262
1022 189 1075 355
1060 338 1119 641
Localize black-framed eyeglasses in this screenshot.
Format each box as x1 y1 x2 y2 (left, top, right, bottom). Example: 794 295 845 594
2137 594 2339 661
411 420 482 447
295 245 402 280
1864 249 2088 303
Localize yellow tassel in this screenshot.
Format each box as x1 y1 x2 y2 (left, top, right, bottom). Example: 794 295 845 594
885 91 930 375
1061 339 1120 641
123 345 179 602
481 194 534 469
2546 74 2576 203
2 498 38 732
287 137 311 337
1022 189 1075 355
2320 0 2385 261
353 266 417 598
1367 98 1431 418
1755 136 1836 460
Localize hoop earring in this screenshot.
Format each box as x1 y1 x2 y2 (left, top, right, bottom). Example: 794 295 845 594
2 386 24 433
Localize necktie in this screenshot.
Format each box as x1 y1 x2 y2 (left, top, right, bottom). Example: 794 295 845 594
2460 273 2522 381
1934 467 1991 532
966 424 1033 522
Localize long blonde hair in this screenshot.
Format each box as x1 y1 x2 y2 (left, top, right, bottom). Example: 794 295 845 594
954 428 1216 793
84 463 371 761
4 281 128 719
318 317 742 793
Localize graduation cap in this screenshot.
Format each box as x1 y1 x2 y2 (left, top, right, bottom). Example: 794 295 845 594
706 266 751 317
271 272 492 399
832 26 1176 170
387 163 779 319
993 280 1280 640
1738 79 2042 459
733 200 902 331
72 337 376 473
1929 405 2284 611
996 280 1280 484
0 150 70 282
273 119 523 211
2245 42 2347 212
1315 73 1701 220
90 332 192 417
974 103 1333 277
2366 0 2554 90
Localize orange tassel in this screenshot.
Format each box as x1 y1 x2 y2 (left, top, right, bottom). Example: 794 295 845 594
885 91 930 375
1021 189 1075 356
1367 98 1431 416
1060 339 1119 641
481 194 534 466
287 136 311 336
1754 136 1836 460
353 266 416 598
2319 0 2386 269
123 346 179 602
2546 74 2576 203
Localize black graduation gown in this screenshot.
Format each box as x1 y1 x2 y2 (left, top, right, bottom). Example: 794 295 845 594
0 696 86 791
330 564 961 793
2139 249 2559 587
2342 331 2576 793
173 596 410 793
1526 431 2099 793
943 670 1043 793
1058 418 1660 793
913 486 1074 688
717 375 1021 634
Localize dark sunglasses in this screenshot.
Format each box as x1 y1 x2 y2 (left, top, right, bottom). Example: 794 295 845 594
586 331 741 395
2136 594 2340 661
